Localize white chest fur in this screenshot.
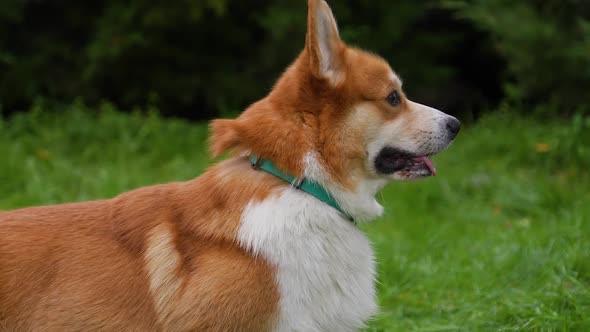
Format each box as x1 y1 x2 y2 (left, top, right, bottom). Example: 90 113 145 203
239 187 377 332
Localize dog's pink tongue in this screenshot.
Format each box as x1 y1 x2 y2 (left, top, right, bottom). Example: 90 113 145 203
415 156 437 176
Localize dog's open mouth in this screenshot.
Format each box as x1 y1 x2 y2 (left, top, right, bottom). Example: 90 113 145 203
411 156 437 176
374 147 437 178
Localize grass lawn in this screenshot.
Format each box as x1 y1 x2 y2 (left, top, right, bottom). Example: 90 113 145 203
1 103 589 331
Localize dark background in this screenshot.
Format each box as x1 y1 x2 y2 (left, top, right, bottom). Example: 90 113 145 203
1 0 589 121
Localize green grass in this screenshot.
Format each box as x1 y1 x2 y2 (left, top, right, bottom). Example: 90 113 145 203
1 103 589 331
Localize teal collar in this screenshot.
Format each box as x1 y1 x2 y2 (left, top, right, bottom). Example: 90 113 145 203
249 155 354 222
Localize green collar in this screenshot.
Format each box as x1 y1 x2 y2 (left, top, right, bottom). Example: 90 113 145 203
249 155 354 222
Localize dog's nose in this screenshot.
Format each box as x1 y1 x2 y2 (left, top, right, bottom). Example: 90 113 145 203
446 117 461 138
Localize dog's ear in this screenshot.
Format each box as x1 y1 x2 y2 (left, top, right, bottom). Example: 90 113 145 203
209 119 241 157
306 0 344 85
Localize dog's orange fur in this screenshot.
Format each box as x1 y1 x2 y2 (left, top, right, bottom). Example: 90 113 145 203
0 0 422 330
0 160 281 331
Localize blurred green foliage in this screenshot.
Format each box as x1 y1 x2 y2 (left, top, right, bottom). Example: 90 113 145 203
0 0 501 119
444 0 590 115
0 0 588 119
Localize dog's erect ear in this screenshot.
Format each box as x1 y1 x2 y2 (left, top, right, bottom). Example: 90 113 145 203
306 0 344 84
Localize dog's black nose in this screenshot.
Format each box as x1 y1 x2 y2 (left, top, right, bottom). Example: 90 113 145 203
446 117 461 137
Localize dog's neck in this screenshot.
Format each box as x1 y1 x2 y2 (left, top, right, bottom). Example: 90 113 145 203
302 151 388 222
249 154 355 222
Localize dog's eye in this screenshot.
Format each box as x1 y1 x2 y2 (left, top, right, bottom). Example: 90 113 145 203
386 91 401 107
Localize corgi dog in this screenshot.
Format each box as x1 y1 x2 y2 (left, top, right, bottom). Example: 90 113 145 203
0 0 460 331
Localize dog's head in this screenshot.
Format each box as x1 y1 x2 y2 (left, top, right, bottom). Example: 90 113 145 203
211 0 460 189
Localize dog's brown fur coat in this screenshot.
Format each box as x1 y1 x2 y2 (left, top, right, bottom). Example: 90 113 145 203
0 160 281 331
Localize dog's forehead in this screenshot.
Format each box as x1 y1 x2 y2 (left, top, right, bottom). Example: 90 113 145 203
344 48 403 98
364 55 401 91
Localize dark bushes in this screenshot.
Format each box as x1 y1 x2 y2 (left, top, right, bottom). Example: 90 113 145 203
444 0 590 115
1 1 586 119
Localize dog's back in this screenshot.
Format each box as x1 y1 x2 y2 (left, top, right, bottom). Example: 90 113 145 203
0 195 163 330
0 162 281 331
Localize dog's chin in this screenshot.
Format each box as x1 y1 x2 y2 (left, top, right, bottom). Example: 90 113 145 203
374 147 438 181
